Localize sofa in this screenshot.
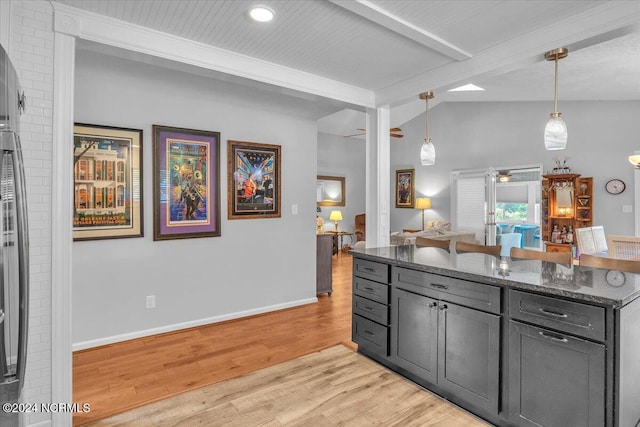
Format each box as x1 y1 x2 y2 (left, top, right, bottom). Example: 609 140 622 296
390 220 477 246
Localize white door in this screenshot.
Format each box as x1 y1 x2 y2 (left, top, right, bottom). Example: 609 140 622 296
451 168 497 245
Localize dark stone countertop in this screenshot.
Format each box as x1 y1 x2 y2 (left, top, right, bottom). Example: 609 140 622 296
351 245 640 308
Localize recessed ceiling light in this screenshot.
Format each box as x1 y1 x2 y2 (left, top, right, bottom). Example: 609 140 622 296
249 6 275 22
448 83 485 92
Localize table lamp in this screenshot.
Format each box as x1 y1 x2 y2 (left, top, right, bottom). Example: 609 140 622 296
329 210 343 232
415 197 431 230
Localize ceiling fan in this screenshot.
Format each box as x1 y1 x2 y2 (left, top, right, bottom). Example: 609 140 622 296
497 170 512 183
344 127 403 139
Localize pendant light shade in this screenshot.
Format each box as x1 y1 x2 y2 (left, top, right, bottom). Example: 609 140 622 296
419 91 435 166
544 113 568 150
544 48 568 150
421 140 435 165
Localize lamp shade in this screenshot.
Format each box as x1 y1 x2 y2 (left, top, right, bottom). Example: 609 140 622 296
629 155 640 168
544 114 567 150
329 210 343 222
420 140 435 165
415 198 431 210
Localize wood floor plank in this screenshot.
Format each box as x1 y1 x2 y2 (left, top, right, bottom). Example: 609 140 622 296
86 346 490 427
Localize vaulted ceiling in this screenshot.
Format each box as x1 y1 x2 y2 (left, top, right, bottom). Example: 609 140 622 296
54 0 640 133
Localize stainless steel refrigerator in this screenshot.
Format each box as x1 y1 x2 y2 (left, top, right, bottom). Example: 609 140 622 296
0 44 30 427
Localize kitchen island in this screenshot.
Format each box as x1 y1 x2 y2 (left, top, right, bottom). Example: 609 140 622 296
351 245 640 427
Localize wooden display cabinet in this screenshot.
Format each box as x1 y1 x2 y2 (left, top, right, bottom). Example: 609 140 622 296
541 174 593 255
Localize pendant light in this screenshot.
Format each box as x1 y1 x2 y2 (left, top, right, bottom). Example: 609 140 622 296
544 48 568 150
419 91 435 165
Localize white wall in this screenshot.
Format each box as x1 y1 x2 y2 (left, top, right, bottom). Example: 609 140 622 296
72 49 320 347
5 1 54 425
391 101 640 236
317 132 365 240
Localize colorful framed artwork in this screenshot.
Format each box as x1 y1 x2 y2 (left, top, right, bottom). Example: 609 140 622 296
395 168 415 208
153 125 221 240
227 140 281 219
73 123 143 241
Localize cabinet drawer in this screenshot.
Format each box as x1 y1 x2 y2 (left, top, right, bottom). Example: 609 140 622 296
509 290 605 341
354 258 390 283
353 295 389 325
353 314 389 356
354 276 389 305
546 243 572 253
392 266 501 314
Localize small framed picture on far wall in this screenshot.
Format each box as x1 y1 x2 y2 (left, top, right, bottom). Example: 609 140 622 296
395 168 415 208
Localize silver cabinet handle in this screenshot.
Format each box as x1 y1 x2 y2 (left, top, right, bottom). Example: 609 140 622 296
539 308 568 318
539 331 568 343
430 283 448 290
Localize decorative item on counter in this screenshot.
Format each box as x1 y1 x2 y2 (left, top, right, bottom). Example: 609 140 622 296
566 226 573 244
580 182 588 195
316 216 324 234
551 157 571 174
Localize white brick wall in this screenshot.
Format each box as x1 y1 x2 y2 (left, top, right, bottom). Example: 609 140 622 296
9 1 54 426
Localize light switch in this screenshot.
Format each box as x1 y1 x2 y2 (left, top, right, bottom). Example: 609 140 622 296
291 204 298 215
623 204 633 213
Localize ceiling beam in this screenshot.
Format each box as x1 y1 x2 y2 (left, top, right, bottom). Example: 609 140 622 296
329 0 472 61
51 2 376 109
377 2 640 108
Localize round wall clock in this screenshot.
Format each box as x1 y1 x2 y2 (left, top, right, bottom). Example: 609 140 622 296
605 270 626 287
605 179 625 195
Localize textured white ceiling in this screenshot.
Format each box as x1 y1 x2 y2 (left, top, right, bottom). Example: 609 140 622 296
54 0 640 133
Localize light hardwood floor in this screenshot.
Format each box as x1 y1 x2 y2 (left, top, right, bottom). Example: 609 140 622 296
88 345 490 426
73 252 355 426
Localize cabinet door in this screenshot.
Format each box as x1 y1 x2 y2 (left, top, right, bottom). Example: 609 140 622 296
390 287 438 383
509 320 605 427
438 302 500 414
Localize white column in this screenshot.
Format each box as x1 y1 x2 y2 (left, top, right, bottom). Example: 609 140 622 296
365 105 391 248
52 26 75 427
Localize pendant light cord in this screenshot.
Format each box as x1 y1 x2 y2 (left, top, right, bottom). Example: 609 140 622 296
425 97 429 143
553 57 559 114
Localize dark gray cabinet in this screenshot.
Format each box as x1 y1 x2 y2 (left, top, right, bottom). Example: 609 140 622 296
508 320 605 427
390 269 501 414
352 258 390 356
390 288 438 382
351 254 640 427
438 301 500 413
508 289 606 427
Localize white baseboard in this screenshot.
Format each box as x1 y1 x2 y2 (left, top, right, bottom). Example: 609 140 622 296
72 297 318 351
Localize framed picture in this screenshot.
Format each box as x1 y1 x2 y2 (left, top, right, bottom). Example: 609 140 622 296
317 175 345 207
228 140 281 219
153 125 221 240
395 168 415 208
73 123 143 241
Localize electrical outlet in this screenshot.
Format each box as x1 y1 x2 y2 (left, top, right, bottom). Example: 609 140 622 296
146 295 156 309
623 205 633 213
291 204 298 215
